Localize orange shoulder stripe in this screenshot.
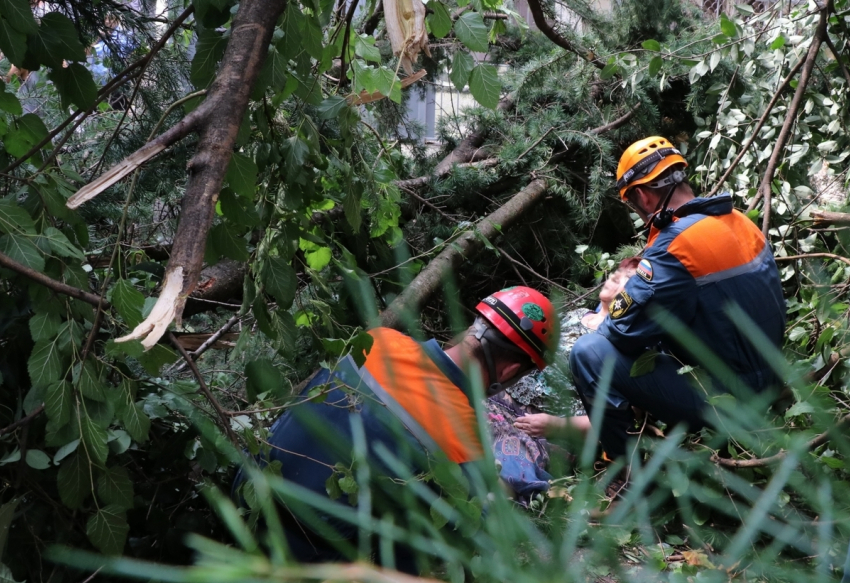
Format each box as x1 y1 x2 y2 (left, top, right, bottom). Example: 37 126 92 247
667 211 765 279
363 328 483 463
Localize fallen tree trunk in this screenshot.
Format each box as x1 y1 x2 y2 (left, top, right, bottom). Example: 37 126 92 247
432 97 514 177
810 210 850 227
67 0 288 350
380 178 548 330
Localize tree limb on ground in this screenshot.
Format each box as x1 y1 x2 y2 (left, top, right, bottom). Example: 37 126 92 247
711 412 850 468
380 178 549 330
749 0 831 232
809 210 850 227
69 0 288 350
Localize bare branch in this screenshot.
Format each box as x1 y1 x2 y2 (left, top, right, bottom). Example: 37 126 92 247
706 54 807 198
0 405 45 437
750 1 831 234
380 178 549 329
774 252 850 268
0 251 104 307
525 0 604 69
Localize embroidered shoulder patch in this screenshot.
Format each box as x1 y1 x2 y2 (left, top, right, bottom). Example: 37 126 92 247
636 258 653 282
610 290 633 319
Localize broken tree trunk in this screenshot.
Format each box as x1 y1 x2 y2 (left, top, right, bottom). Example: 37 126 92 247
67 0 288 350
379 178 549 330
810 210 850 227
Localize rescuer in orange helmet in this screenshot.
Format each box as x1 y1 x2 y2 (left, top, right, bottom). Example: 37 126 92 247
233 286 558 572
569 136 785 499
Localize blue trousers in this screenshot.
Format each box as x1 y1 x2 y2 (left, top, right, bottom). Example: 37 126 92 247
569 333 707 459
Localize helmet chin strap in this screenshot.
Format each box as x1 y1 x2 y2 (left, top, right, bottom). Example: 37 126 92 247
471 318 502 394
469 318 532 394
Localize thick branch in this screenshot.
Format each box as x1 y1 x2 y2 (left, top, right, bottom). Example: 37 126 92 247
380 178 548 330
432 96 514 176
0 251 104 307
396 157 500 190
750 3 830 234
809 210 850 227
114 0 288 349
706 55 807 198
525 0 604 69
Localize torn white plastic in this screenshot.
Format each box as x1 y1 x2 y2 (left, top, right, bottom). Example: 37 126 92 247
66 142 166 209
115 266 184 350
383 0 429 74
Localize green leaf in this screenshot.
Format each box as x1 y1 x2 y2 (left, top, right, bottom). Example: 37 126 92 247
97 466 134 510
430 500 449 529
0 0 37 34
785 401 815 419
343 189 362 231
209 223 249 262
218 188 259 227
630 349 658 377
29 311 61 342
454 12 489 52
262 257 297 307
0 17 27 66
353 34 381 62
0 233 43 271
54 439 79 464
225 152 258 199
81 414 109 466
39 226 85 261
135 344 178 377
77 361 106 402
719 15 737 38
190 28 227 88
111 279 145 328
0 89 22 115
4 113 49 158
25 449 51 470
600 62 620 80
770 36 786 49
48 63 97 111
641 39 661 51
373 67 401 103
32 12 87 66
428 2 452 39
648 56 662 77
245 358 285 402
468 63 500 109
86 505 129 555
0 201 35 237
304 245 332 271
450 51 475 91
734 3 754 14
45 381 72 430
57 452 93 509
317 95 349 120
28 338 64 389
118 400 150 443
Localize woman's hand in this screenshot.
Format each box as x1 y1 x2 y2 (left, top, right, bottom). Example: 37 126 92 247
514 413 561 438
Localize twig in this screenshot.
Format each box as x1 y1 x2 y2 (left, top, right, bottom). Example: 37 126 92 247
169 332 240 446
823 33 850 87
774 252 850 268
749 1 831 235
2 6 195 175
0 405 45 436
0 251 104 307
191 314 242 359
711 412 850 468
495 245 573 294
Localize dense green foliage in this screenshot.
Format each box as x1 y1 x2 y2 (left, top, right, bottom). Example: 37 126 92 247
0 0 849 581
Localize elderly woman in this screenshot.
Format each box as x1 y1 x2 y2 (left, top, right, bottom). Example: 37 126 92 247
485 258 640 502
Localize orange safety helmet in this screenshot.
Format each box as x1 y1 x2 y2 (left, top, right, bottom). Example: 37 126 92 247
475 287 556 370
615 136 688 200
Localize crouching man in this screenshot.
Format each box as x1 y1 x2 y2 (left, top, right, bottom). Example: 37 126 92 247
233 287 557 572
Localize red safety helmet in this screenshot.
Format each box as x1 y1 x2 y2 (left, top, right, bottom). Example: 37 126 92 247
475 287 556 370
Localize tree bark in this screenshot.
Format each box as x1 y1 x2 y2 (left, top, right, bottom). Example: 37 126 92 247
380 178 548 330
184 258 247 316
432 97 514 177
810 210 850 227
0 250 104 307
75 0 288 349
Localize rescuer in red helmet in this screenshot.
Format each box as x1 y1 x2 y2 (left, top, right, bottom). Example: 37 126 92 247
232 286 558 573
